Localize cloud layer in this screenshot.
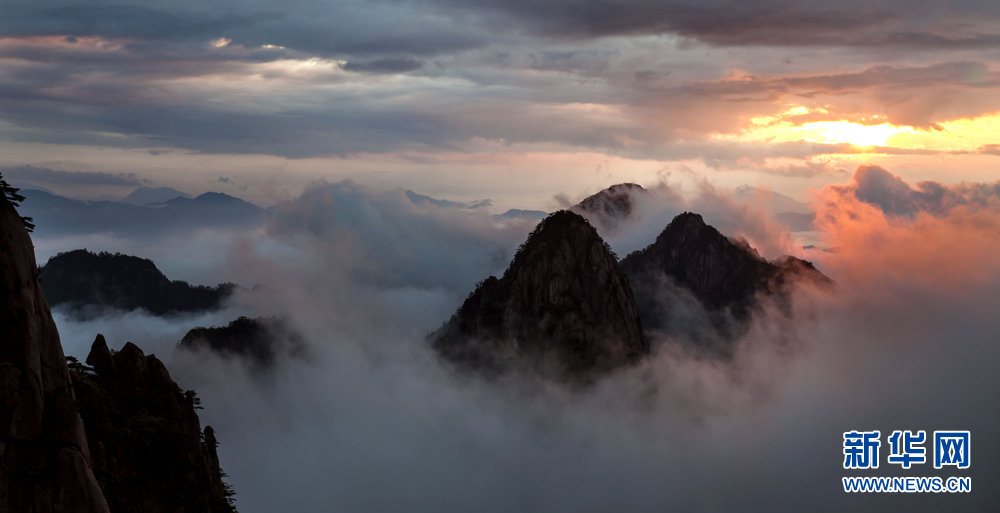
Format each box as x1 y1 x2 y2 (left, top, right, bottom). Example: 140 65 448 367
40 168 1000 512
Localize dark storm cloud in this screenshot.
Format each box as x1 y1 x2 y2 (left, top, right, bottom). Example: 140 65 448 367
0 1 487 58
426 0 1000 48
0 165 144 186
0 5 264 41
5 1 999 69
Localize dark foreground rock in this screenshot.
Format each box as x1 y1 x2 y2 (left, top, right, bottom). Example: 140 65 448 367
0 170 109 513
75 336 236 513
431 211 649 379
0 188 237 512
620 212 831 354
39 249 236 319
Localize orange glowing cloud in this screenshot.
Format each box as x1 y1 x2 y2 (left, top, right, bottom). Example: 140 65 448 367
809 165 1000 293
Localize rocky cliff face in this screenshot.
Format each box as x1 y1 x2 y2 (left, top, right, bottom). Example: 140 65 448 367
432 211 649 378
0 192 110 512
39 249 236 319
1 192 236 512
619 212 831 352
74 336 236 513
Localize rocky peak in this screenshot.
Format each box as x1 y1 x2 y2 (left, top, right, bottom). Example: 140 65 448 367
78 335 237 512
623 212 780 313
431 210 648 378
571 183 647 233
620 212 831 352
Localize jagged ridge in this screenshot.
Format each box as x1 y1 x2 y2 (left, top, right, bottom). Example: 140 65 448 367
76 336 236 513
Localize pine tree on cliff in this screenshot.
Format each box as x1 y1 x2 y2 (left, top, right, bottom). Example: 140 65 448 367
0 171 34 232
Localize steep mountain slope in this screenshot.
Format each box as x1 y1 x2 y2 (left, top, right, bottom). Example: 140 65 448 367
75 336 236 513
39 249 236 318
620 212 830 352
431 211 648 378
0 170 110 513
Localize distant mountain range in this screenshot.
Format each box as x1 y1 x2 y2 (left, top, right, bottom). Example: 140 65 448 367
118 186 193 205
39 249 236 319
19 189 269 239
406 189 547 220
732 185 813 215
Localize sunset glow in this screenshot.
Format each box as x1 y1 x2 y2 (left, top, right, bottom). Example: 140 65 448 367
5 2 1000 512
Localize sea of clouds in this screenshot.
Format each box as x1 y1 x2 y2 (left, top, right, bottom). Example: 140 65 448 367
46 170 1000 512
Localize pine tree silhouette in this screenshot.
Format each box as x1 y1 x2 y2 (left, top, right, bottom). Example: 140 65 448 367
0 172 34 232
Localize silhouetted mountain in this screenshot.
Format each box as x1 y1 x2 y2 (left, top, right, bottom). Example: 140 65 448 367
119 186 193 205
180 316 306 368
40 249 236 319
431 211 648 379
11 182 56 195
405 190 491 209
494 209 548 221
774 211 817 232
18 189 268 239
570 183 648 233
0 190 236 512
732 185 813 215
620 212 831 354
76 336 237 512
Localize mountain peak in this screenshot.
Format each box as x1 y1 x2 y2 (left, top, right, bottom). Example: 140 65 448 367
620 212 831 355
119 186 192 205
570 183 648 234
432 210 648 379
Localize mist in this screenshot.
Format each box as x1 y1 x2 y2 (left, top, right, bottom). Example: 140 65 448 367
48 172 999 512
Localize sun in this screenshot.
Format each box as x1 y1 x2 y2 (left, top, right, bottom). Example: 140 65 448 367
805 121 912 147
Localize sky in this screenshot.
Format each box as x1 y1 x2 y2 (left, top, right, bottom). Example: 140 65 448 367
6 2 1000 512
4 0 1000 209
